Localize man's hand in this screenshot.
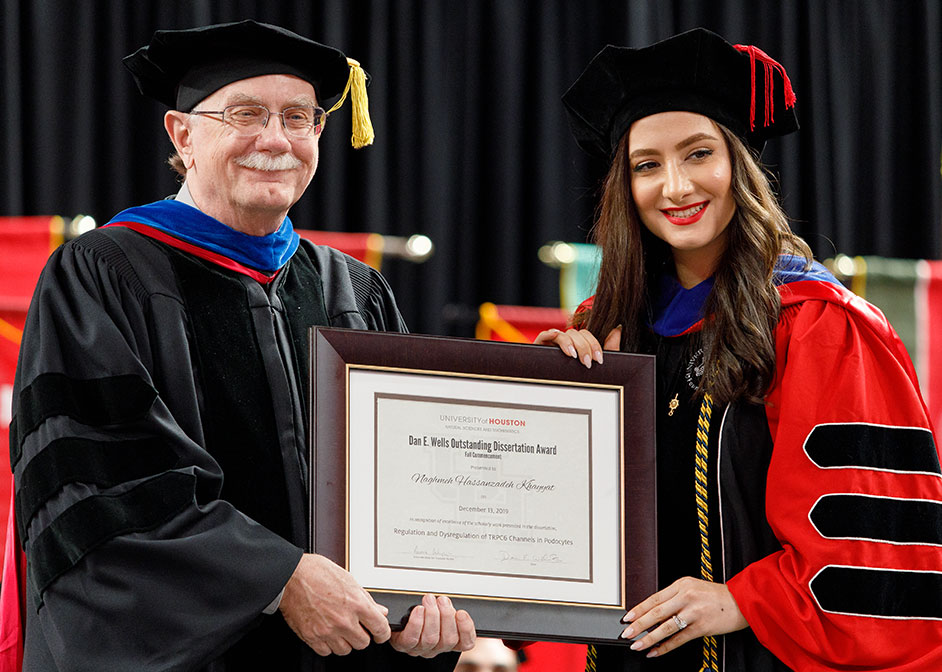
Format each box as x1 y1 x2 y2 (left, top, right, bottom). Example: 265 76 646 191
279 553 392 656
389 594 476 657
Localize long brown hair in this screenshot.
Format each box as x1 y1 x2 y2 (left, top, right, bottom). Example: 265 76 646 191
574 121 812 404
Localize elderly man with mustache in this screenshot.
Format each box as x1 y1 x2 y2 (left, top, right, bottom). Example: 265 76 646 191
9 20 474 672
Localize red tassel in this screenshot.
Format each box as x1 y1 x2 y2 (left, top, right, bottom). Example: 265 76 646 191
734 44 797 131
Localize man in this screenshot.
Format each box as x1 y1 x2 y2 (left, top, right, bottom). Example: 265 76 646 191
9 20 474 671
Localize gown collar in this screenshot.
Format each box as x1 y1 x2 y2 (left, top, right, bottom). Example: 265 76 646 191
648 255 841 337
105 183 300 273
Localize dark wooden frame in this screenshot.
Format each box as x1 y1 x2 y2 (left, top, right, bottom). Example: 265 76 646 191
310 327 656 644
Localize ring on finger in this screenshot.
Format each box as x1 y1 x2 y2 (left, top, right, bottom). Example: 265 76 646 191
672 614 688 631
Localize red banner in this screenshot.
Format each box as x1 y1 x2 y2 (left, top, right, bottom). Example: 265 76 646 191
476 303 570 343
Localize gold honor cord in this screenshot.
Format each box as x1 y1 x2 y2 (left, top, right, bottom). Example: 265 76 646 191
586 393 718 672
695 392 719 672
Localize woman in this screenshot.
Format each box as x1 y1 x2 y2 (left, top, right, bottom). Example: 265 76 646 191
538 28 942 671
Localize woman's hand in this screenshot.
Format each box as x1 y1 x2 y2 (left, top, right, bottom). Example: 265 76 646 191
620 577 748 659
533 326 622 368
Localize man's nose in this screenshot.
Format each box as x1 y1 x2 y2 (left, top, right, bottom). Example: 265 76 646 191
256 114 294 148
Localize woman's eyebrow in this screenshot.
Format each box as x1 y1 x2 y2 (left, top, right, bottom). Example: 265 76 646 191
629 132 720 160
675 132 719 150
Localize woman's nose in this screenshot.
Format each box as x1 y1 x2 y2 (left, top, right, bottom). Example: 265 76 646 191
662 161 693 202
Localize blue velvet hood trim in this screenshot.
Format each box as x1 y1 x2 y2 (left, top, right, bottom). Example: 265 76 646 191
649 255 841 337
106 199 299 273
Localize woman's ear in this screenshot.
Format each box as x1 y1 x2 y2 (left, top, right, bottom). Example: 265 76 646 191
164 111 195 170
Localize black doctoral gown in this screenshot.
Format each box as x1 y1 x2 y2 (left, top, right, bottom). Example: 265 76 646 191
10 224 458 672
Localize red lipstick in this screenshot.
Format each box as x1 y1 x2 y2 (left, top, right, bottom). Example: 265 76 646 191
661 201 709 225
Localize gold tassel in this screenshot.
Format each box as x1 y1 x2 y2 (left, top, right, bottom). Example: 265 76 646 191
327 57 374 149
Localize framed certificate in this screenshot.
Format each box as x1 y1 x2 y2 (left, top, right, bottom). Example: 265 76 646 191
309 327 655 644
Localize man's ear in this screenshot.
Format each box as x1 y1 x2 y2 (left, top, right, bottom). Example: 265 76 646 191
164 111 195 170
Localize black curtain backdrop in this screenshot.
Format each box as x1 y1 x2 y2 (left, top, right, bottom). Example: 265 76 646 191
3 0 941 336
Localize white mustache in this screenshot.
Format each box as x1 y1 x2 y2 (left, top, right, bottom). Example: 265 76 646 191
235 152 303 171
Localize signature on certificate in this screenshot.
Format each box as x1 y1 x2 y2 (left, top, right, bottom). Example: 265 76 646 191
412 545 457 561
498 550 563 565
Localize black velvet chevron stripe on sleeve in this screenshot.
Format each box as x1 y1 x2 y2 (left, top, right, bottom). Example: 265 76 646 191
28 470 196 607
810 494 942 545
15 437 180 543
805 421 942 620
811 566 942 619
804 423 941 474
10 372 158 468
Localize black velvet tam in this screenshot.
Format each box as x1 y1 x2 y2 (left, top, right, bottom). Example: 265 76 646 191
123 19 352 111
562 27 799 158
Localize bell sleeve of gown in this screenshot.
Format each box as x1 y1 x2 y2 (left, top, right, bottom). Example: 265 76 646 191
10 236 304 670
726 287 942 671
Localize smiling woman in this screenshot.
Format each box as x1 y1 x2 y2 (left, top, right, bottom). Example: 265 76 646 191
626 112 737 289
534 27 942 672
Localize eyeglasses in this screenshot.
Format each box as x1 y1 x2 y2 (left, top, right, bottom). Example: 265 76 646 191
189 104 327 138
